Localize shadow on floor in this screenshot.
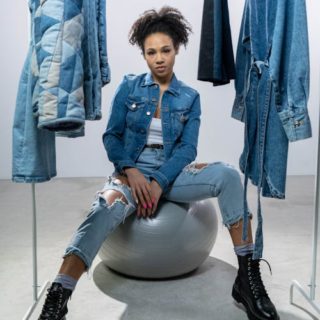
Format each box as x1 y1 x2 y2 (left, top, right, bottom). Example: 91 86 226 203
92 256 313 320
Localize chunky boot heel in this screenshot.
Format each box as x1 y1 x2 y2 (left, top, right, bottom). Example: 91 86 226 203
232 253 280 320
231 285 242 304
38 282 73 320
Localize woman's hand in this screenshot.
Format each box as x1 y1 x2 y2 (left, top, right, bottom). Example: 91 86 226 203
137 179 162 218
124 167 153 217
124 168 162 218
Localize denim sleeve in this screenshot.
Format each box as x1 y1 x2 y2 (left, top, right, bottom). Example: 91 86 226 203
269 0 312 142
97 0 111 85
34 0 86 132
149 93 201 190
231 0 251 123
102 75 137 172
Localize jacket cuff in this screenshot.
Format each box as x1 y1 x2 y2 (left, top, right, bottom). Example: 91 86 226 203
118 160 137 175
149 171 169 191
278 107 312 142
231 95 245 123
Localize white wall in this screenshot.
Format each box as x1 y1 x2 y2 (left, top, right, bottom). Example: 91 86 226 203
0 0 319 180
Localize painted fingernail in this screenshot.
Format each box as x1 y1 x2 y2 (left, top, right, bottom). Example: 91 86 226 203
143 203 147 209
137 212 140 216
148 203 152 208
152 199 155 203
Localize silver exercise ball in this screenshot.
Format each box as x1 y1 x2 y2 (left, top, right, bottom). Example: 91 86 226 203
98 199 218 279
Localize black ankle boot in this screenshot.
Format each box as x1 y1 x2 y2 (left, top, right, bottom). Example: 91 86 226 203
232 253 280 320
38 282 73 320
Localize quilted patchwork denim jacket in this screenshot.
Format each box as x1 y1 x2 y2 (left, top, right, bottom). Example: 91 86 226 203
12 0 110 183
102 72 201 191
30 0 110 137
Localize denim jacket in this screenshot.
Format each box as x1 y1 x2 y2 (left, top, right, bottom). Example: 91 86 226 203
31 0 110 138
102 72 201 191
12 0 110 183
232 0 312 142
198 0 236 86
230 0 312 260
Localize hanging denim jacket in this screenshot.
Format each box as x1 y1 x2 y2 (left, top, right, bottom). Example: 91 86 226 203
231 0 312 260
12 0 110 183
102 72 201 191
198 0 235 86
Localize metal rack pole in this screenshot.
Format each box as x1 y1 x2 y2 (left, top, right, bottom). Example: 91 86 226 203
289 69 320 315
22 2 51 319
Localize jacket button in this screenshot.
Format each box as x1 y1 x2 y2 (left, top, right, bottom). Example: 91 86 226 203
140 129 144 134
132 103 136 108
135 147 139 151
154 85 157 89
152 98 156 102
146 111 151 115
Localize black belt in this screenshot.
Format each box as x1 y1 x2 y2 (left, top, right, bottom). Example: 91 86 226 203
144 144 164 149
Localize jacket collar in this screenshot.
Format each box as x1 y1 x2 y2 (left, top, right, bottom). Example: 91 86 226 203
141 71 180 97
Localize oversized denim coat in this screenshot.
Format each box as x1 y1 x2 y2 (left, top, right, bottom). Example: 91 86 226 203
12 0 110 183
231 0 312 259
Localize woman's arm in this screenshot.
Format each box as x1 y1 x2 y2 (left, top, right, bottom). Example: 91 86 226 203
102 75 137 173
149 92 202 190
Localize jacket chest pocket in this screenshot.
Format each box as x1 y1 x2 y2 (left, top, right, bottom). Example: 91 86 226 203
170 110 190 139
125 97 146 127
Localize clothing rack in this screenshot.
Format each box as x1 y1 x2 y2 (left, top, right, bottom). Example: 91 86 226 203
289 70 320 315
20 1 319 319
22 3 51 319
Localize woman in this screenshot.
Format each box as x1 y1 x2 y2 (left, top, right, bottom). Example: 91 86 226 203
38 6 279 320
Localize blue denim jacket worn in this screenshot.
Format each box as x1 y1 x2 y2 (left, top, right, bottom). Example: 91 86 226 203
102 72 201 191
12 0 110 183
231 0 312 260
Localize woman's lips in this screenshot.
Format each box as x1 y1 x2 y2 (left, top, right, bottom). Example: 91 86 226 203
156 66 166 72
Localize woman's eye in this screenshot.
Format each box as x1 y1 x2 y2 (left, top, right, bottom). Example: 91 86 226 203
148 52 154 55
164 49 171 53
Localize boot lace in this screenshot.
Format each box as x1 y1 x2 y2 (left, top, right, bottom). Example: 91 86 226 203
247 256 272 300
40 286 63 319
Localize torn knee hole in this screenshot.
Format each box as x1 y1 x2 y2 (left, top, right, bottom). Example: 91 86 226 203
100 190 129 206
108 197 128 207
184 162 212 174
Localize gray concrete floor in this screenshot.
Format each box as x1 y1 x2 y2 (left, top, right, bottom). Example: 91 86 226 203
1 176 319 320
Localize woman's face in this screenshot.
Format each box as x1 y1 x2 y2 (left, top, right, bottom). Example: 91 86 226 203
143 33 179 81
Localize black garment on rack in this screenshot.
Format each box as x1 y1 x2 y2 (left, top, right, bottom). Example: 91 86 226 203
197 0 236 86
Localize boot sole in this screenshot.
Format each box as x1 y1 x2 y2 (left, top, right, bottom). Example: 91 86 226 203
232 286 280 320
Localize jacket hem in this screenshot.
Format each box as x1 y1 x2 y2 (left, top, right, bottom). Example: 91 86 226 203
38 117 85 131
12 172 57 183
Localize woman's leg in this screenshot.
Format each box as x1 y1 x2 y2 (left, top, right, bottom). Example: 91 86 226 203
57 186 131 280
161 161 278 320
38 175 137 320
161 161 254 236
59 175 136 280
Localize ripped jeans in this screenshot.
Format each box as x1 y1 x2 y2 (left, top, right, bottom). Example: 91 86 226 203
62 147 253 277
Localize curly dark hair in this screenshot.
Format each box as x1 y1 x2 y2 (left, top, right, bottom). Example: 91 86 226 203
128 6 193 53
